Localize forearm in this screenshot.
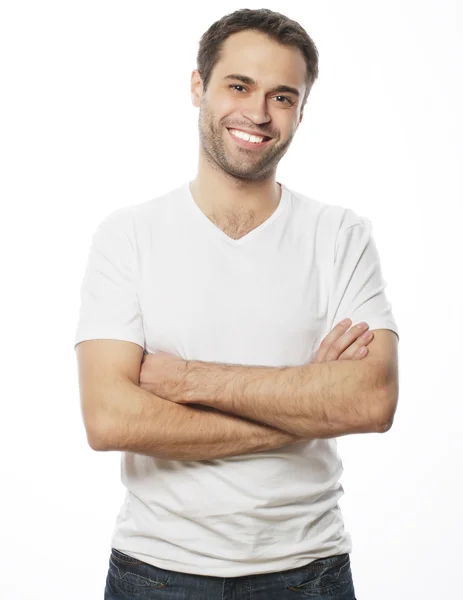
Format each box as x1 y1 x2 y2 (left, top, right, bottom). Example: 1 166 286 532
95 380 304 460
183 359 384 438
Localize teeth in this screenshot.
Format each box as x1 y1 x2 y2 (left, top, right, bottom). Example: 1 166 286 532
229 128 266 144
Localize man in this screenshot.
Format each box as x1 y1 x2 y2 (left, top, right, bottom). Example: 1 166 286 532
75 8 399 599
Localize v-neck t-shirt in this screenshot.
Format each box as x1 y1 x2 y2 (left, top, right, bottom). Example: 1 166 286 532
74 180 399 577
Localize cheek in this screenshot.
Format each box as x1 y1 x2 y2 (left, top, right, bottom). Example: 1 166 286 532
219 89 275 119
220 101 243 122
279 116 298 139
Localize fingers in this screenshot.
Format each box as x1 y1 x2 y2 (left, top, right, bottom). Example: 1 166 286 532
353 344 369 359
339 330 374 360
315 319 353 363
314 319 375 363
324 321 371 362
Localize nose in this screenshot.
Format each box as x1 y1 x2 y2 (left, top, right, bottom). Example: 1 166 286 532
240 93 271 125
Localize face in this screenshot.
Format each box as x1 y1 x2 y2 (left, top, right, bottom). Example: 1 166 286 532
191 30 308 182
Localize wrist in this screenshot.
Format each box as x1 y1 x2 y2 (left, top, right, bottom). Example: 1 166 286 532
181 359 206 404
166 358 189 402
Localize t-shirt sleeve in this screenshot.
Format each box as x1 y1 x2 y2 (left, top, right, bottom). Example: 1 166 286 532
328 216 399 341
74 209 145 350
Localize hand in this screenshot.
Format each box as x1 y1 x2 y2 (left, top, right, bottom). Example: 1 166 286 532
139 351 188 402
313 319 374 364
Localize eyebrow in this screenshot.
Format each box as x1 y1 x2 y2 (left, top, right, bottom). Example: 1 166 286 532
223 74 300 98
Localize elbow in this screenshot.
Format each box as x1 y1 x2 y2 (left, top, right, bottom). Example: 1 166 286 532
374 385 399 433
85 414 113 451
376 417 394 433
86 427 108 451
88 433 108 451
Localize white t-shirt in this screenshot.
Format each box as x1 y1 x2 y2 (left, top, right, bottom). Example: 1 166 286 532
74 180 399 577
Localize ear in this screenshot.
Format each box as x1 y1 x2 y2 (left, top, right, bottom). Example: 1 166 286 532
191 69 203 108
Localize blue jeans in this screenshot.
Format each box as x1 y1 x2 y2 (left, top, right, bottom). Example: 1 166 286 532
104 548 357 599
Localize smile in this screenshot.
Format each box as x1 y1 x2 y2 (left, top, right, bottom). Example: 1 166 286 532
227 128 272 149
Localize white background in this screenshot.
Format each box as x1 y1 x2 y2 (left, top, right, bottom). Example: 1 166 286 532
1 1 462 598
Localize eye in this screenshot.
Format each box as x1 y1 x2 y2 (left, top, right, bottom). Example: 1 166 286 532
273 95 293 105
229 84 247 92
228 85 294 106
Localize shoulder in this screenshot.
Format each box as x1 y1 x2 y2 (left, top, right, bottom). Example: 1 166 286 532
95 182 189 239
284 183 371 237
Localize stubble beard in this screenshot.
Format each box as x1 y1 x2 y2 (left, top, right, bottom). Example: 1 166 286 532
198 101 294 182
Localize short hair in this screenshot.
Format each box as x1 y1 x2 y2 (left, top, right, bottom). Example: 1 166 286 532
196 8 319 109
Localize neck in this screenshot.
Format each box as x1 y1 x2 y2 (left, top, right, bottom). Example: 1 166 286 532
190 151 282 219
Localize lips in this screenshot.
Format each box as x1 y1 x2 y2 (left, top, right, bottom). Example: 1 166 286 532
227 127 272 141
226 128 273 150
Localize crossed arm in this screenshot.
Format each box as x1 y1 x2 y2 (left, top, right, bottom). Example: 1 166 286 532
141 329 399 438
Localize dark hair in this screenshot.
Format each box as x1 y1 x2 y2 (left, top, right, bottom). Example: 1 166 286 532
196 8 319 109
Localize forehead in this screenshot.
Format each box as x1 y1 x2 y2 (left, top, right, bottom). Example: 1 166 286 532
213 29 306 87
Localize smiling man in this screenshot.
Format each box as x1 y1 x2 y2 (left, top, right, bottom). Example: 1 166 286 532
75 8 399 600
191 26 308 236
